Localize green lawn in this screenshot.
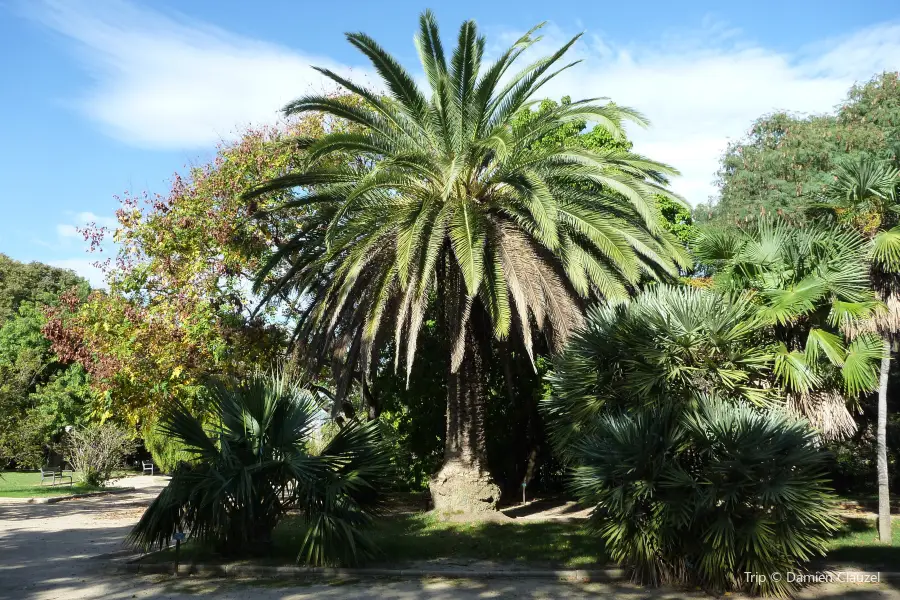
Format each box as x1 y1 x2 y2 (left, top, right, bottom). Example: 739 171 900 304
0 471 121 498
824 517 900 569
141 513 606 568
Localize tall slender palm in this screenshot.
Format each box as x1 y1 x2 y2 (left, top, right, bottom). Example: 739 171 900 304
247 11 689 511
817 156 900 543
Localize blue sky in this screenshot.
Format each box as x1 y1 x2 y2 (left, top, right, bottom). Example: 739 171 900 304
2 0 899 287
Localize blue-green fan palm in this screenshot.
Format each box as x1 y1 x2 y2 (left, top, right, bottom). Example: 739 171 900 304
128 372 390 566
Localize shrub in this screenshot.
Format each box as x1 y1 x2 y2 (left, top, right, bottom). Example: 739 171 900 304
141 419 193 473
63 422 137 487
129 371 391 566
571 396 840 597
543 285 776 456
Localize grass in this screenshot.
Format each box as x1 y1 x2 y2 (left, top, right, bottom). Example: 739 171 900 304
140 512 607 568
140 512 900 572
824 516 900 569
0 471 127 498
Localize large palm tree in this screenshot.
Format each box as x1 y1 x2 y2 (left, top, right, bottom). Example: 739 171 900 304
816 156 900 543
247 11 689 512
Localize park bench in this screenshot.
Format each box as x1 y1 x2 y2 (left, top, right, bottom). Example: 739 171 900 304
40 466 73 486
142 460 155 476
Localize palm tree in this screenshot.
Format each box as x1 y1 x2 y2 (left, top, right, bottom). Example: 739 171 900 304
129 372 390 565
246 11 689 511
694 218 883 440
543 285 779 454
816 156 900 543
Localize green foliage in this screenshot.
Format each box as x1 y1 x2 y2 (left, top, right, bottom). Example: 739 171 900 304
0 298 91 468
694 219 882 405
570 397 840 596
704 72 900 223
140 420 193 473
656 194 697 247
544 285 776 453
249 10 690 404
373 319 446 491
0 254 89 325
129 372 391 566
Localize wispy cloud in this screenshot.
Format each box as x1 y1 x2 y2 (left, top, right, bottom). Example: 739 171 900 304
516 21 900 204
26 0 371 148
26 0 900 205
55 224 79 239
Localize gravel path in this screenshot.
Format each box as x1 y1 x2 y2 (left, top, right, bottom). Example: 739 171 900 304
1 476 898 599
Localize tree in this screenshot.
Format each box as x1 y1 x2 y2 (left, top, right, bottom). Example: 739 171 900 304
247 11 689 512
814 155 900 543
40 123 328 447
0 257 91 467
701 72 900 224
694 218 883 440
129 372 390 565
0 254 89 325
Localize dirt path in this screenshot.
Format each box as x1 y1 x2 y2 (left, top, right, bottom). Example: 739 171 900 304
1 478 898 599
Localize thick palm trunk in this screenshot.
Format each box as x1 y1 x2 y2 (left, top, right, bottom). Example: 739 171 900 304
430 325 500 513
878 338 892 543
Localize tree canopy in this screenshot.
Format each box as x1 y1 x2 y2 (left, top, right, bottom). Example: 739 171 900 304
701 72 900 223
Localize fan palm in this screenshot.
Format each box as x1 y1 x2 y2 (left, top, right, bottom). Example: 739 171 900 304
813 155 900 543
694 218 883 439
569 395 839 595
543 285 778 454
128 372 390 566
246 11 689 511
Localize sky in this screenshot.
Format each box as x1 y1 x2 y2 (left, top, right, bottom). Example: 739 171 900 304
1 0 900 288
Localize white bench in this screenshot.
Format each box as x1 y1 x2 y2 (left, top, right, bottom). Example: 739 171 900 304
142 460 155 475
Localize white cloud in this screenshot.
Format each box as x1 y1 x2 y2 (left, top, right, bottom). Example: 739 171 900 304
27 0 371 148
27 1 900 205
519 21 900 205
55 224 79 238
48 258 107 289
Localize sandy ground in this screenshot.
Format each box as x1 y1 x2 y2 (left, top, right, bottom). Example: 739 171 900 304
1 476 898 600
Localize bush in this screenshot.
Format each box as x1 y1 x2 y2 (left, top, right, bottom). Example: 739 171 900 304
63 423 137 487
571 396 840 597
543 285 776 456
129 371 391 565
141 419 193 473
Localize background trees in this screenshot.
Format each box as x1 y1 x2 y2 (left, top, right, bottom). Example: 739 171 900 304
699 73 900 224
0 256 91 468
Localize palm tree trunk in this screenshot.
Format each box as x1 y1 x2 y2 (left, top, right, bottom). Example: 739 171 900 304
430 324 500 513
878 337 892 543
